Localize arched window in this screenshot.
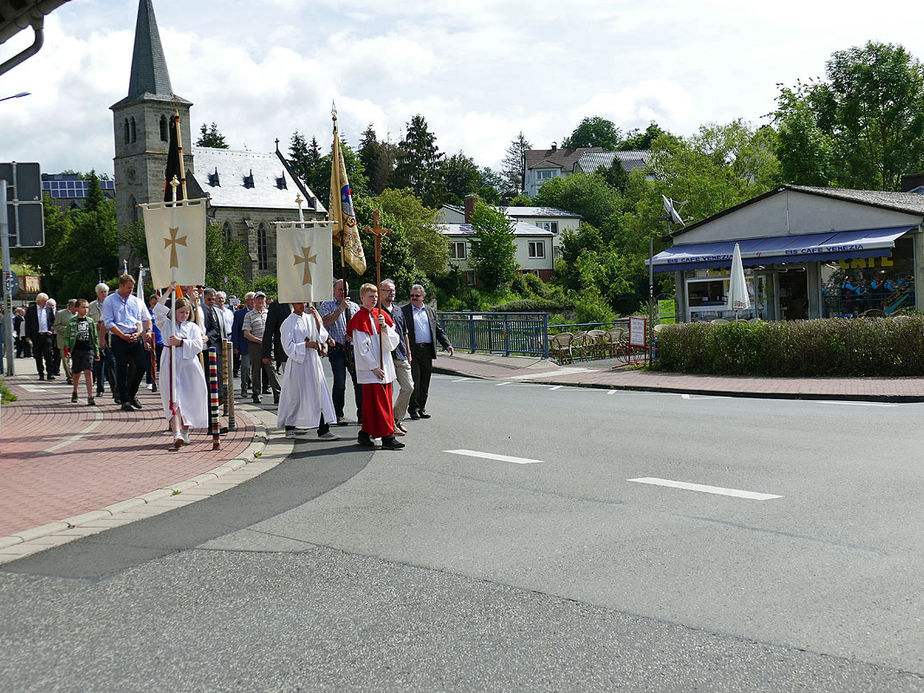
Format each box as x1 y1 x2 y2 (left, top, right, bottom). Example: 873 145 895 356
129 195 138 223
160 115 168 142
124 119 130 144
223 221 232 245
130 117 137 143
257 224 268 270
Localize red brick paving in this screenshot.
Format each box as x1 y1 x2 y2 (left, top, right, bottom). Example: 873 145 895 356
436 353 924 401
0 360 254 537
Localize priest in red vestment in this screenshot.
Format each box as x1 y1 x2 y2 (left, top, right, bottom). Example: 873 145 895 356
347 283 405 450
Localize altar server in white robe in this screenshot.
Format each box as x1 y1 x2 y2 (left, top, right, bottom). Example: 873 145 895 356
154 284 209 448
278 302 338 439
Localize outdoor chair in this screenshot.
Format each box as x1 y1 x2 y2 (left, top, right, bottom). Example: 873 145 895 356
549 332 574 364
711 318 729 325
606 327 628 362
571 331 591 360
586 329 607 359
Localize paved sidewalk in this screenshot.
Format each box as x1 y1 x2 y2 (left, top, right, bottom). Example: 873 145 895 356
433 352 924 402
0 355 281 561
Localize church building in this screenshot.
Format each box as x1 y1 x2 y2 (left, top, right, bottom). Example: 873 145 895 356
110 0 326 282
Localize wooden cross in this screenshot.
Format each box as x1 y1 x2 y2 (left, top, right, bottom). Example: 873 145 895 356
363 209 391 369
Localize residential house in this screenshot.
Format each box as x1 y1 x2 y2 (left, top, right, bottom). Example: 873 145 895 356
573 150 652 178
523 143 602 197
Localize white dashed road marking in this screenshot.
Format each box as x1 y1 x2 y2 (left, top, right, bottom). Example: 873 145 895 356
549 385 562 391
628 477 782 500
445 449 544 465
41 410 105 454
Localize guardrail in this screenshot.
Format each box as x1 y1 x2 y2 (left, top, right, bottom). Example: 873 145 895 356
437 312 549 358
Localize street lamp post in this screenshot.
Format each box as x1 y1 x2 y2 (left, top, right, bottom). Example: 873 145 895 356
0 92 30 104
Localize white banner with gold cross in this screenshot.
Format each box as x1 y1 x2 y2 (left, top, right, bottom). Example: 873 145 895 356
275 220 334 303
139 198 208 289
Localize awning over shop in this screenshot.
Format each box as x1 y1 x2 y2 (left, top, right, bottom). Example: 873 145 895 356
649 226 914 271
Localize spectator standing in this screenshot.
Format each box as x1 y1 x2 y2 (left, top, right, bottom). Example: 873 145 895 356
262 296 290 377
102 273 153 411
379 279 413 435
242 291 279 404
231 292 255 398
319 279 362 425
14 307 29 358
202 287 229 400
24 292 55 381
402 284 453 420
146 294 164 390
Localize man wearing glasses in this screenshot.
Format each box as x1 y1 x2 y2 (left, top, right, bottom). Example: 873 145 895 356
401 284 453 420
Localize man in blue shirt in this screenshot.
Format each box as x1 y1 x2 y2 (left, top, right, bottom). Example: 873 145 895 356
102 273 152 411
319 279 362 425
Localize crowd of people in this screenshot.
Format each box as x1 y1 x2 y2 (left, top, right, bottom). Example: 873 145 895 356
10 276 454 452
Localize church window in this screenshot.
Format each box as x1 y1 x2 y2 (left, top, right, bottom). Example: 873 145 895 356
129 195 138 224
130 117 137 143
243 169 255 189
160 115 168 142
223 222 232 245
257 224 268 270
124 119 130 144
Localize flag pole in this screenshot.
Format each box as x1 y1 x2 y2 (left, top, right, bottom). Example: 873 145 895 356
174 111 188 202
332 105 345 272
364 210 390 370
169 176 180 429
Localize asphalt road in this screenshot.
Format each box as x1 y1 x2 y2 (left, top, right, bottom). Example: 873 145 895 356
1 376 922 691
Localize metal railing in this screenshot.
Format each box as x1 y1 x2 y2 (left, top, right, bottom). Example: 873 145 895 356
437 312 550 358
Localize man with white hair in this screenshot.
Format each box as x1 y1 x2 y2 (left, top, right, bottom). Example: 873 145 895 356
24 292 55 380
231 291 255 398
89 282 118 400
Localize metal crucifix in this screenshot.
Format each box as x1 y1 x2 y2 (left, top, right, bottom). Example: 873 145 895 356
364 209 391 369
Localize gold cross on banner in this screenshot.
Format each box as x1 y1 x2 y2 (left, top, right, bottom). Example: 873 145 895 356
164 226 187 269
294 245 318 285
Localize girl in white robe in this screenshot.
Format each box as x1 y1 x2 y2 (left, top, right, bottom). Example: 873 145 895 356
154 284 209 448
277 303 336 435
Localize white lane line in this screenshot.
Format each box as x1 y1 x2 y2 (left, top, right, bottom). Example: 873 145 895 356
41 410 105 454
628 477 782 501
496 381 513 387
509 367 590 380
451 377 474 383
20 385 52 392
607 390 617 395
549 385 562 391
445 449 543 465
681 393 728 400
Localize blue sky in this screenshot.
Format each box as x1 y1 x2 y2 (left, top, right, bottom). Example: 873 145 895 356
4 0 924 178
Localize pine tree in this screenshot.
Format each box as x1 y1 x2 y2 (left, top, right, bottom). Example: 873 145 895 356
392 114 445 206
501 132 532 198
196 122 229 148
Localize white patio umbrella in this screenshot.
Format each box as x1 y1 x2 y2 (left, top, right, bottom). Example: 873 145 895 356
727 242 750 320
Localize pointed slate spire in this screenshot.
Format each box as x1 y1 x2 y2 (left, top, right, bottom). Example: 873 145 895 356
126 0 173 100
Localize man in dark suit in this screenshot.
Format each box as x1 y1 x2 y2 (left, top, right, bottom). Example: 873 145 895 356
202 288 229 400
402 284 453 419
261 298 290 405
25 292 56 380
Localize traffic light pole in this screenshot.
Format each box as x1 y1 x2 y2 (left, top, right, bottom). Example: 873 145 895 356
1 179 15 376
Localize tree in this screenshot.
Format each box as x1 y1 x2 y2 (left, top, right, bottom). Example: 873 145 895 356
501 132 531 197
534 172 624 229
774 41 924 190
440 152 481 204
618 121 670 150
562 116 621 150
317 138 368 204
204 223 249 296
468 201 518 290
392 114 445 207
373 188 448 278
773 84 835 186
196 122 229 148
478 167 505 205
599 157 629 192
358 124 397 196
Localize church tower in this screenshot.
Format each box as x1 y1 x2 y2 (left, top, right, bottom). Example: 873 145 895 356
110 0 194 235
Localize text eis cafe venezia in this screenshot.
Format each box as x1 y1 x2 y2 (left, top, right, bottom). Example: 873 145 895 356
649 185 924 322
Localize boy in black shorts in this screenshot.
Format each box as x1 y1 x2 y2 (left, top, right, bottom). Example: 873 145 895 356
64 299 101 405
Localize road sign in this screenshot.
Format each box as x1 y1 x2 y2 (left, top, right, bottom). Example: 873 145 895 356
0 162 44 248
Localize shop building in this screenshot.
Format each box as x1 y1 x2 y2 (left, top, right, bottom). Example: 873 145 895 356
650 185 924 322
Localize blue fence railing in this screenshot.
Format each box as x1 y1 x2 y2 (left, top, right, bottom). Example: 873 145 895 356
438 312 550 358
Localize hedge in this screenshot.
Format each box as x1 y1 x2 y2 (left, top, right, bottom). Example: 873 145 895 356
491 298 573 313
654 317 924 377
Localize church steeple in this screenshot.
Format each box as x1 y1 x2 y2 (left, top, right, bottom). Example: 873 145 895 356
126 0 173 100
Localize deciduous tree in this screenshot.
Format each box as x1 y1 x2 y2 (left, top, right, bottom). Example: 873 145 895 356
468 201 518 290
562 116 621 150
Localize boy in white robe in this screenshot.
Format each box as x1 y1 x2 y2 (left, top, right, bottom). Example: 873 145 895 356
277 302 338 439
154 284 209 448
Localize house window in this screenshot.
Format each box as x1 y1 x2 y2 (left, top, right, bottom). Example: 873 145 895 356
124 119 130 145
130 117 137 143
160 115 169 142
535 169 557 181
450 241 467 259
537 221 558 234
257 224 268 270
528 241 545 259
466 271 475 286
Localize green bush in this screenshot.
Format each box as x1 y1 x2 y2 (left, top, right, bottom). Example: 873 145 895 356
655 317 924 377
492 297 572 313
0 377 16 404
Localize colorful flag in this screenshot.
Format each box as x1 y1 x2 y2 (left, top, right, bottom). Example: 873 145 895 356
329 124 366 275
141 198 207 288
275 221 334 303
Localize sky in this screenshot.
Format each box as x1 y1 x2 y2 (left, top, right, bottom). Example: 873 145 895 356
4 0 924 179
